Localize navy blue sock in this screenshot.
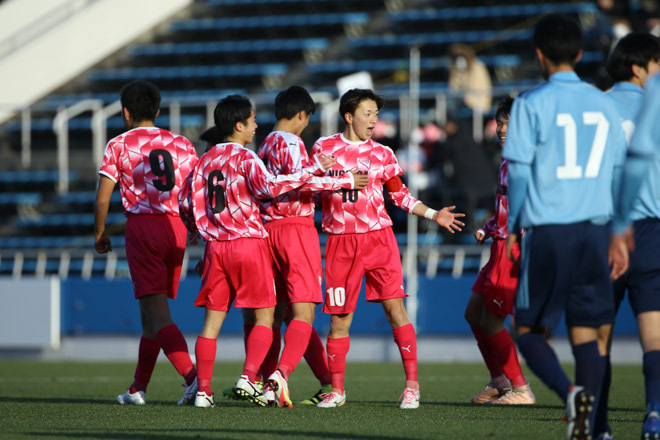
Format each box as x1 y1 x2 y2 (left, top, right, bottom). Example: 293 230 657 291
593 355 611 436
517 332 571 402
573 341 604 430
644 350 660 406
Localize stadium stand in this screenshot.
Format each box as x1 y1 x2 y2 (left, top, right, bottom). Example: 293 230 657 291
0 0 616 278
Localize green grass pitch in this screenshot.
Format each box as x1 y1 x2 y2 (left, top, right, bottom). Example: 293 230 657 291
0 360 646 439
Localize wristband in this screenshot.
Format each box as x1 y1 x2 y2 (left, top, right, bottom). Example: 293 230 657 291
424 208 437 220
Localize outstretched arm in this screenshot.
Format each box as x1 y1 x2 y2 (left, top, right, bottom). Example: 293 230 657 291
411 203 465 234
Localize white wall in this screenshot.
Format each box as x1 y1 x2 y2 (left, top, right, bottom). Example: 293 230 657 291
0 277 60 349
0 0 193 123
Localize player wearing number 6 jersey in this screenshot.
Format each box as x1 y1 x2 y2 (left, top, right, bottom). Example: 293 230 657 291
502 15 627 440
94 80 199 406
311 88 465 409
178 94 367 408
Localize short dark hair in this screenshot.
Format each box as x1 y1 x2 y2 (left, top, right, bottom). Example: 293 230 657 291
213 94 253 138
120 80 161 122
533 14 582 66
274 86 316 120
607 32 660 82
339 89 384 121
495 95 514 120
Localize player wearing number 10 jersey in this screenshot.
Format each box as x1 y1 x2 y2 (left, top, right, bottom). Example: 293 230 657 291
178 94 365 408
311 88 465 409
502 15 627 440
94 80 199 406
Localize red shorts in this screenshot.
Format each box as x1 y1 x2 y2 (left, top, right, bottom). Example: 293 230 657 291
265 217 323 304
323 227 406 314
472 238 520 317
195 238 277 311
125 213 187 299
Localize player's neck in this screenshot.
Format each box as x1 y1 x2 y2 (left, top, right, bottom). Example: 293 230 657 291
127 119 155 129
274 119 302 136
226 133 248 146
342 127 369 143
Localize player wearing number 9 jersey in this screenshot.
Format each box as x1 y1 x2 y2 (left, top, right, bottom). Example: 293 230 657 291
311 88 465 409
178 94 362 408
94 80 199 406
502 15 627 440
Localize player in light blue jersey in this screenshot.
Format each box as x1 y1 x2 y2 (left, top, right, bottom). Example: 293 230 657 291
502 14 628 440
600 32 660 440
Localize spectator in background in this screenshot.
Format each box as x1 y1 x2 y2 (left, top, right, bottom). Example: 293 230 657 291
448 43 492 116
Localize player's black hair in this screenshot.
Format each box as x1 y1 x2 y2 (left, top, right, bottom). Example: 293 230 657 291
200 126 223 150
607 32 660 82
213 94 253 139
274 86 316 120
120 80 161 122
495 95 514 120
339 89 385 122
533 14 583 66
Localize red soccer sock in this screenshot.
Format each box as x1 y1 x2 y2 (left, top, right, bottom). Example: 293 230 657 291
195 336 217 394
129 337 160 393
278 320 313 380
487 329 526 388
261 326 281 380
242 325 273 382
243 324 254 353
471 325 504 380
393 323 419 385
326 336 350 392
156 324 195 383
305 328 331 385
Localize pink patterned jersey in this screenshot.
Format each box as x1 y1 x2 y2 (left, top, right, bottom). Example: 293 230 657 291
99 126 198 216
311 133 421 234
257 131 316 222
479 158 510 239
179 142 354 242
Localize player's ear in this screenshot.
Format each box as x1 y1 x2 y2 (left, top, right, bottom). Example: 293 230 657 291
345 112 353 125
122 107 131 121
155 109 160 119
631 64 643 81
574 49 583 64
534 47 544 63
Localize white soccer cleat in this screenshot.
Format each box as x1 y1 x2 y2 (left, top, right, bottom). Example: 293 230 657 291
316 391 346 408
488 384 536 405
177 376 199 406
264 370 293 408
398 387 420 409
194 391 215 408
235 375 268 407
117 389 146 405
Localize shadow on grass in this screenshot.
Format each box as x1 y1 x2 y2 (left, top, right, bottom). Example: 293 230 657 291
26 428 413 440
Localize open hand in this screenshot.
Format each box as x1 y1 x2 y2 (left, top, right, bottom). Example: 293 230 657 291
433 205 465 234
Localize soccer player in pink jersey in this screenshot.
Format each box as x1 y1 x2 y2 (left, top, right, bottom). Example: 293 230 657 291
464 95 535 405
178 94 367 408
311 88 465 409
256 86 338 407
94 80 199 406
